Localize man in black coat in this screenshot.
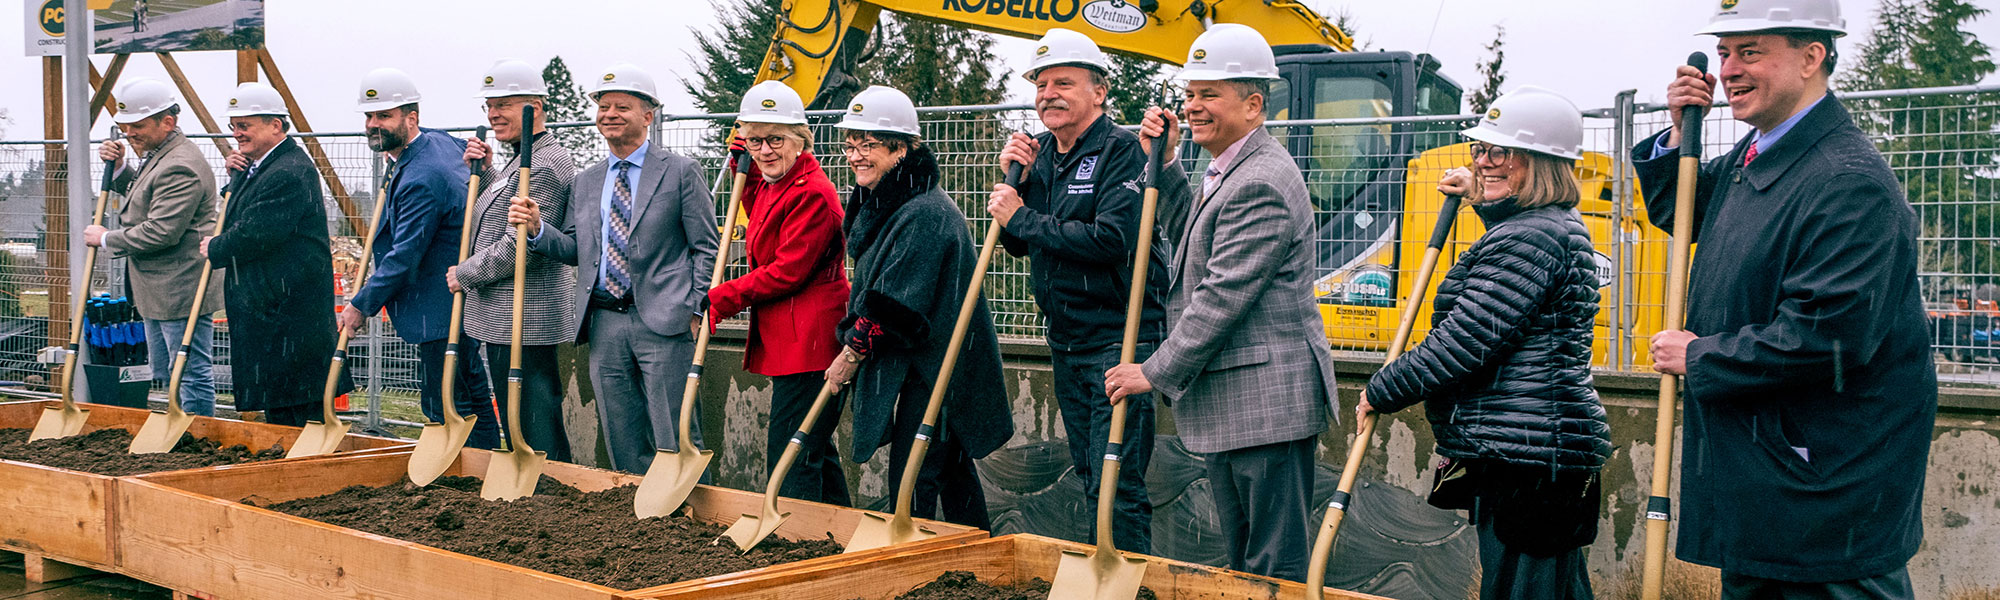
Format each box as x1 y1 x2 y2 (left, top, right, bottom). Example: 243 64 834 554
1640 2 1934 597
202 83 351 426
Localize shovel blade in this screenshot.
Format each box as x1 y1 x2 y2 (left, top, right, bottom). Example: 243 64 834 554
1050 548 1149 600
407 419 476 486
128 409 194 454
720 510 790 553
843 512 937 554
28 404 90 441
634 448 712 519
285 421 351 459
479 448 547 501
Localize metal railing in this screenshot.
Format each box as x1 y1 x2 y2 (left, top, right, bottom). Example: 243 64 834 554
0 83 1995 427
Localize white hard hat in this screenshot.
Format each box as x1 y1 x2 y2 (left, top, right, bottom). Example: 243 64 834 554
591 63 660 106
225 82 288 118
1697 0 1846 37
112 79 180 124
737 81 807 125
1462 86 1584 161
355 67 421 113
836 86 920 137
1173 24 1280 82
478 59 548 98
1024 28 1109 81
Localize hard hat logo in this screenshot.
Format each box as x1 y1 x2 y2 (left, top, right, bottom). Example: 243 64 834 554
117 102 126 110
365 89 378 98
1037 45 1050 56
762 99 778 109
484 76 495 86
1488 108 1502 120
230 98 239 106
1721 0 1739 9
852 104 864 113
1192 49 1207 61
603 73 616 82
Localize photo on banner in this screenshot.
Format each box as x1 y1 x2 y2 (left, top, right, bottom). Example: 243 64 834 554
92 0 262 53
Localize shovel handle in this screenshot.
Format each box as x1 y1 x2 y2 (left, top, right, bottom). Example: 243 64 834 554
439 126 490 425
504 105 535 451
1306 194 1463 598
886 161 1024 522
1640 51 1709 600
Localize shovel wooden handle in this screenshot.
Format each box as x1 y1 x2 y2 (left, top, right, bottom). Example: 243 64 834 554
438 126 488 426
886 162 1024 522
504 108 535 452
1086 133 1168 557
674 146 752 456
323 179 395 422
1640 51 1710 600
164 170 244 420
1305 193 1462 598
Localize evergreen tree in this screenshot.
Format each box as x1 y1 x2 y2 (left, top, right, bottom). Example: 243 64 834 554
1842 0 1997 281
1467 25 1507 114
1103 53 1167 125
864 15 1009 106
540 56 604 166
683 0 784 115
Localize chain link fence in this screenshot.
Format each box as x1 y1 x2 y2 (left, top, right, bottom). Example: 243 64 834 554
1 83 1996 425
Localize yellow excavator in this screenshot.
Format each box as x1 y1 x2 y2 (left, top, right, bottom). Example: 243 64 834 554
749 0 1669 366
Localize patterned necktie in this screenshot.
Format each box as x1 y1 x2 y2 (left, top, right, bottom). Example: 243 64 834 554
1202 164 1222 200
605 161 635 299
1743 142 1759 167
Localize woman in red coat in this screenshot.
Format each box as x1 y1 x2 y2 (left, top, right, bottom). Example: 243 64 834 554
709 81 852 505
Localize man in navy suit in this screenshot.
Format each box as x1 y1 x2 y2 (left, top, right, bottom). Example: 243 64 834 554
342 67 501 449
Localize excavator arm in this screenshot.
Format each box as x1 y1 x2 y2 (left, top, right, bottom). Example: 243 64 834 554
753 0 1355 109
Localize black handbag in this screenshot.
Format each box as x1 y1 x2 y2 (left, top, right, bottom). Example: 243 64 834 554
1426 456 1479 511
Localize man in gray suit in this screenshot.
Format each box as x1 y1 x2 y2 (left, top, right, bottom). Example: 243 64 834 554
86 78 223 416
1105 25 1340 582
510 64 719 474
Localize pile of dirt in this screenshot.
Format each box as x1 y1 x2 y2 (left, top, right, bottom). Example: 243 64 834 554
0 428 285 476
889 571 1157 600
264 475 842 590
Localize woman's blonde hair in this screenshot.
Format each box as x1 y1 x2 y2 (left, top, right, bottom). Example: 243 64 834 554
1473 148 1581 209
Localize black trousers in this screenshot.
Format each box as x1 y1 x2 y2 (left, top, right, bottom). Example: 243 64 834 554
1473 492 1595 600
1050 342 1155 554
417 338 500 450
767 372 850 506
262 403 318 427
1721 568 1914 600
483 343 570 462
883 374 988 529
1207 436 1315 582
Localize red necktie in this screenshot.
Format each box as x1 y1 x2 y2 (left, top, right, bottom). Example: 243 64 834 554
1743 143 1759 167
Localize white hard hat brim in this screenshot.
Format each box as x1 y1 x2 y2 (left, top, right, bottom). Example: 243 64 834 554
112 106 174 124
590 87 660 107
1023 60 1108 82
1461 126 1583 161
834 120 919 136
738 113 808 125
354 100 411 113
225 109 289 118
1696 19 1847 37
1171 69 1282 82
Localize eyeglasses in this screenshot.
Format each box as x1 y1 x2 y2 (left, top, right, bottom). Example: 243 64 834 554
1469 143 1515 163
482 100 532 115
842 141 885 156
743 135 792 150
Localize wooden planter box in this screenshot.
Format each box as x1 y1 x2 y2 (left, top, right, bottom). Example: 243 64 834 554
0 400 408 579
647 533 1389 600
117 447 987 600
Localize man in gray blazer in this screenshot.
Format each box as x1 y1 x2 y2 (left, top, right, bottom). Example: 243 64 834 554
1105 25 1339 582
511 65 719 474
86 78 223 416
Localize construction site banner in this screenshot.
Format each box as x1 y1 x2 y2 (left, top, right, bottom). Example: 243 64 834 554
92 0 262 53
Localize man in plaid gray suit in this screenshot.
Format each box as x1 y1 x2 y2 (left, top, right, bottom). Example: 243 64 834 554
1106 25 1340 582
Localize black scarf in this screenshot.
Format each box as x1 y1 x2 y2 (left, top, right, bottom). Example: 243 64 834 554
844 143 941 259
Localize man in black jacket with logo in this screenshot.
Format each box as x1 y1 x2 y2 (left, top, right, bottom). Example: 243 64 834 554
987 28 1188 553
1641 1 1933 597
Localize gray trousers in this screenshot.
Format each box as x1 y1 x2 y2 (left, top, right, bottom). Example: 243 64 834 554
588 308 703 474
1207 436 1316 582
1722 568 1914 600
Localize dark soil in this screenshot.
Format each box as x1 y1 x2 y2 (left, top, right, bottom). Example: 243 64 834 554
262 475 843 590
889 571 1157 600
0 428 285 476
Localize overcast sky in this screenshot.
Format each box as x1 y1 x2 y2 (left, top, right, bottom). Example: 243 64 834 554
1 0 1996 140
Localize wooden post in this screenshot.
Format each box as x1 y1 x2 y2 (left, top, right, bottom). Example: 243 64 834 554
86 54 129 126
255 49 362 236
43 56 70 353
154 53 234 155
236 50 258 84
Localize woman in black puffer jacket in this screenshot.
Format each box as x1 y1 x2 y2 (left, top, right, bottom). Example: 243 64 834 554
1359 87 1611 600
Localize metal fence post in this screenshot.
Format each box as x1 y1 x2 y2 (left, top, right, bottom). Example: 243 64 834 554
365 151 385 430
1612 89 1637 371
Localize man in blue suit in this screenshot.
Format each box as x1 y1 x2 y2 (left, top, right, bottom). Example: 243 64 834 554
342 67 501 449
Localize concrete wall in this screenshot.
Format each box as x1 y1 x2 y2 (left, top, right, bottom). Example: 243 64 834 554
557 332 2000 599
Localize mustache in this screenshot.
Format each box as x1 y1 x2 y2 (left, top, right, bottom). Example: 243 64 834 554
1037 98 1070 112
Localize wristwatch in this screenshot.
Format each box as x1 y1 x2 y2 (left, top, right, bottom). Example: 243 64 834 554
842 349 863 364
